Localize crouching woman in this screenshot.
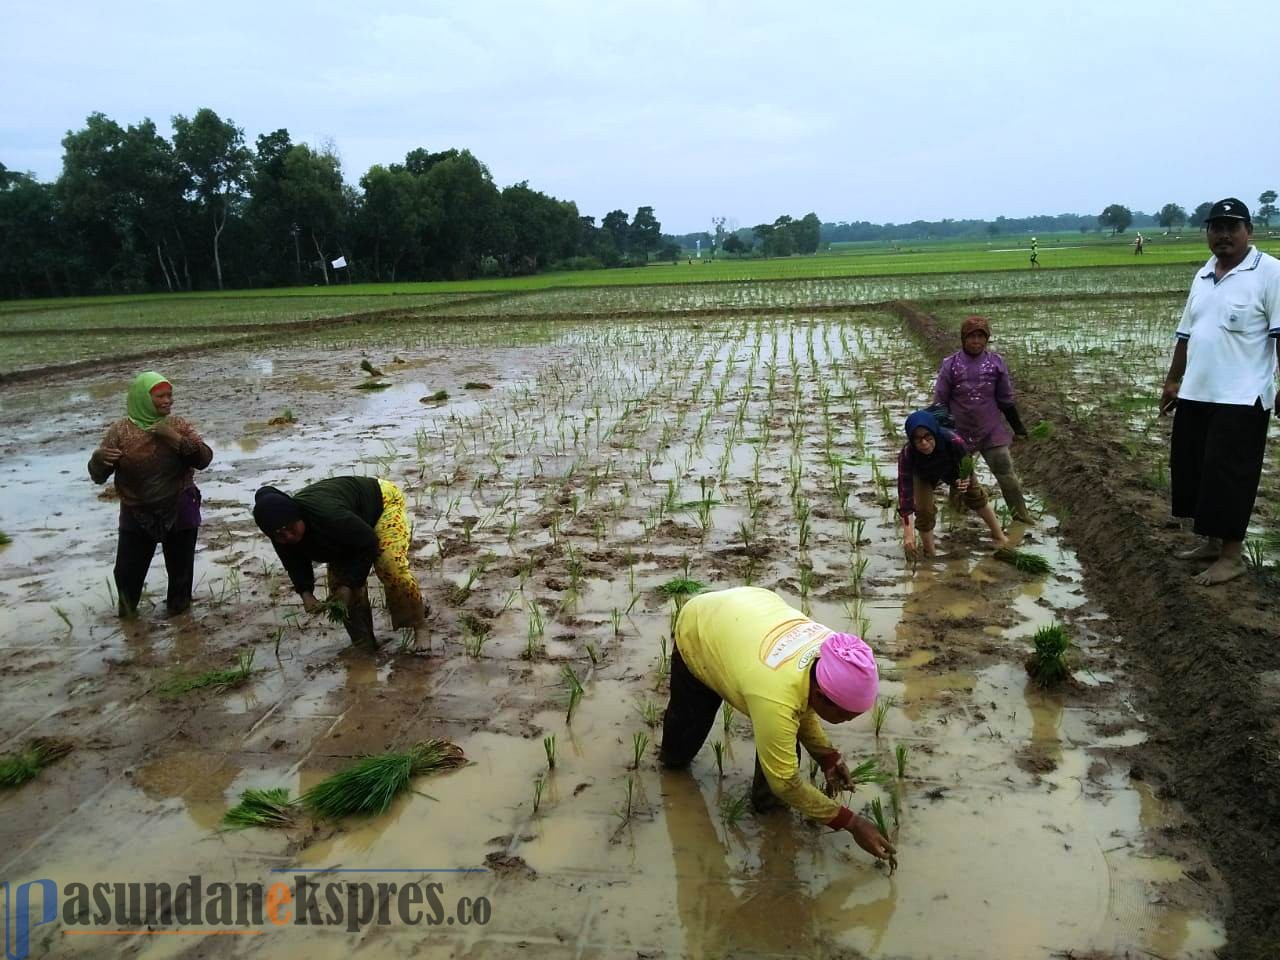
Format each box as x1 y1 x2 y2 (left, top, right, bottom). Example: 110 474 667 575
252 477 426 645
898 410 1008 558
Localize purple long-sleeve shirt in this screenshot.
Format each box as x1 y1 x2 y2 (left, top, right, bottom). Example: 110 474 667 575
932 349 1016 451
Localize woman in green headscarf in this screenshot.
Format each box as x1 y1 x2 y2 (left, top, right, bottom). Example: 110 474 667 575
89 372 213 616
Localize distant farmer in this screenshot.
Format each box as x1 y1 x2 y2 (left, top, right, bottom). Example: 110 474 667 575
1029 237 1039 268
252 477 428 645
660 586 895 864
1161 198 1280 585
932 315 1034 522
89 371 212 617
1134 232 1145 255
898 409 1009 557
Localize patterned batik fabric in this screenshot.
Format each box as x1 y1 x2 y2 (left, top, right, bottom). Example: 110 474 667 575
372 479 425 628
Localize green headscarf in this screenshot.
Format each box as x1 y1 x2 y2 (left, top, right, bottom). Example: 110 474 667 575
126 371 171 430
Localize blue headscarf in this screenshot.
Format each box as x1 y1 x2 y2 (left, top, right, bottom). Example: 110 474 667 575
904 410 959 482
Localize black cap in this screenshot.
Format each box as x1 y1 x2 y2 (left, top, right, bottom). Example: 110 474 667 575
1204 198 1251 223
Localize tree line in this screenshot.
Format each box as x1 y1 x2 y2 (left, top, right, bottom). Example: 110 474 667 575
0 108 670 299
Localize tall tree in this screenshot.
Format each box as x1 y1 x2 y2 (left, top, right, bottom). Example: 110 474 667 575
602 209 630 256
279 144 346 285
172 108 251 290
418 150 501 279
1098 203 1133 235
795 212 822 254
629 206 661 261
1258 190 1278 228
1191 201 1215 228
357 164 426 281
1156 203 1187 230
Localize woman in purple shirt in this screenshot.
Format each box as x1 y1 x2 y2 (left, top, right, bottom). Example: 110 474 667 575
932 315 1033 523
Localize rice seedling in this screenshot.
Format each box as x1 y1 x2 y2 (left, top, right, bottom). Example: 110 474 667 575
222 788 300 829
631 731 650 770
847 757 891 786
360 358 385 378
872 697 892 737
993 548 1052 575
866 798 898 874
464 382 492 390
0 737 73 788
721 702 736 738
712 740 725 777
618 775 636 825
890 787 902 830
543 734 556 770
53 605 73 635
585 641 601 666
957 454 975 479
422 389 449 403
563 665 585 723
524 603 546 659
354 380 392 391
158 650 255 697
301 739 465 818
1027 623 1072 687
269 408 296 425
532 775 546 814
656 634 671 683
1245 537 1269 570
637 697 660 727
460 614 491 657
718 789 752 827
611 607 623 637
895 743 908 779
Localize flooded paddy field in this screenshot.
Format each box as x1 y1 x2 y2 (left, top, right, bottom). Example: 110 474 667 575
0 281 1272 959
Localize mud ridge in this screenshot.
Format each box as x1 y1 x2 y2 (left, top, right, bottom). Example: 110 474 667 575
892 299 1280 960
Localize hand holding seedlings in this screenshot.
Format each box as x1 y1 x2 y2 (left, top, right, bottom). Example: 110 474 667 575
847 815 897 864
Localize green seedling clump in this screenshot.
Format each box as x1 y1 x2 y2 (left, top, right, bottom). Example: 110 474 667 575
1029 421 1053 439
354 380 392 391
0 530 13 546
994 548 1052 575
223 788 300 829
658 577 705 600
301 739 465 818
463 382 492 390
0 737 73 788
1027 623 1072 687
359 358 384 377
956 454 975 479
158 650 255 697
421 389 449 403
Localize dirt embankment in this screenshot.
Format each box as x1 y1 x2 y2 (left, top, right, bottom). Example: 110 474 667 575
892 300 1280 960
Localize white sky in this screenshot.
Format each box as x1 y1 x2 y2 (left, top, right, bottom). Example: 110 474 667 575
3 1 1278 233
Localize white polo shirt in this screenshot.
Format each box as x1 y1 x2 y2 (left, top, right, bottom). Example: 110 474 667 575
1175 246 1280 408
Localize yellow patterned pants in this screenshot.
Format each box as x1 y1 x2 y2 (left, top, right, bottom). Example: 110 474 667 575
325 480 424 633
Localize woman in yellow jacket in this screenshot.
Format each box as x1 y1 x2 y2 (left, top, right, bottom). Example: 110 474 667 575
660 586 894 863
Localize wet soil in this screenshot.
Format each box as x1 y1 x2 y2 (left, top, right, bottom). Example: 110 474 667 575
894 300 1280 960
0 312 1237 958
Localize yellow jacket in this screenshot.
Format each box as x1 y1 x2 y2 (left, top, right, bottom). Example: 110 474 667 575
675 587 847 826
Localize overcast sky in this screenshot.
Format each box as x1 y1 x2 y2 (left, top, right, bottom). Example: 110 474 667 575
3 1 1278 234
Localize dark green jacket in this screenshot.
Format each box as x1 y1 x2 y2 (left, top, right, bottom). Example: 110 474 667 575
274 476 384 593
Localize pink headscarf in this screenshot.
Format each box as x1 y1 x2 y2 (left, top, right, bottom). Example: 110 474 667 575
815 633 879 713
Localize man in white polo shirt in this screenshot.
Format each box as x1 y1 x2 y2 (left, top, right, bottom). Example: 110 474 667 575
1160 197 1280 584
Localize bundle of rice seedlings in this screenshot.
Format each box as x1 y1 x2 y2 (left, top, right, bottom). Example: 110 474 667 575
871 697 892 737
1026 623 1072 687
301 739 465 819
993 548 1051 575
0 530 12 546
158 650 255 697
421 389 449 403
463 382 492 390
718 789 751 826
956 454 975 479
0 737 73 787
359 358 385 378
223 788 300 829
354 380 392 391
318 598 350 624
866 797 898 874
657 577 704 600
1030 421 1053 440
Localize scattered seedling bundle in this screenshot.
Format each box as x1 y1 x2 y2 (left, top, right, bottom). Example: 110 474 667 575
1026 623 1072 687
158 650 255 697
222 788 300 829
301 739 465 818
0 737 73 788
994 548 1052 575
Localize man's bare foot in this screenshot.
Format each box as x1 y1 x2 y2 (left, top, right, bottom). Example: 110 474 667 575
1175 537 1220 560
921 535 936 558
1192 556 1246 585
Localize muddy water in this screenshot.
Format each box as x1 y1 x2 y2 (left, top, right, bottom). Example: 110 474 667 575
0 315 1225 958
